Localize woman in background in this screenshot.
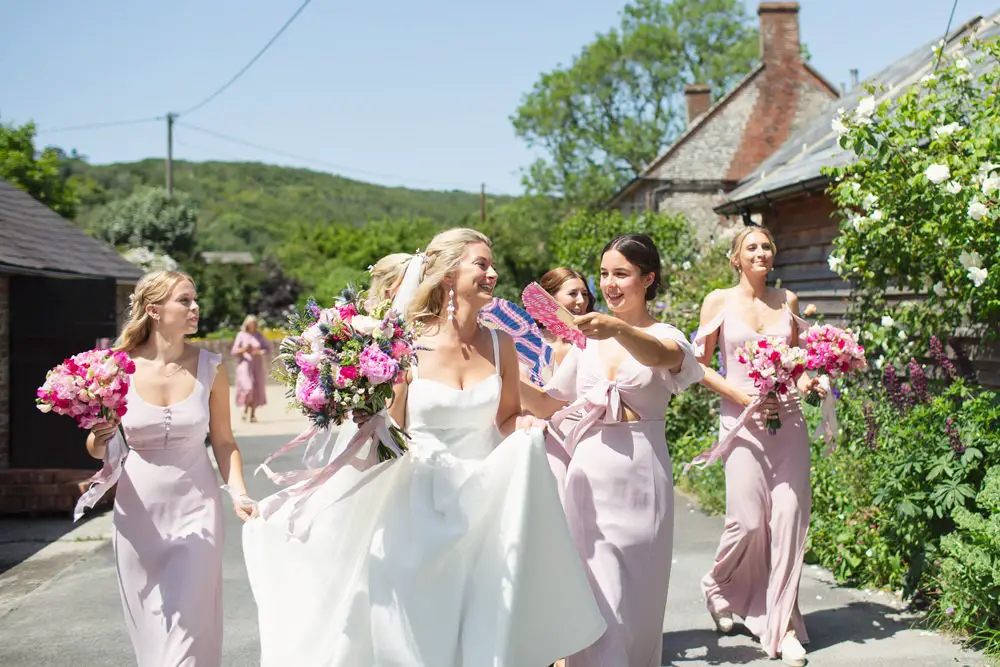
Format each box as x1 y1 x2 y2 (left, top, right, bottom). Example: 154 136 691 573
232 315 270 423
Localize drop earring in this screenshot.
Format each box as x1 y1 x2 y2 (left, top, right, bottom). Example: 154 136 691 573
447 289 456 322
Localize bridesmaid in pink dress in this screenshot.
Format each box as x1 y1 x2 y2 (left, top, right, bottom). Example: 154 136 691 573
526 267 596 500
87 271 255 667
692 226 825 666
232 315 270 423
524 234 703 667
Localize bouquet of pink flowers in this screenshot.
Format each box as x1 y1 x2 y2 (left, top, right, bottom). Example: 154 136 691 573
802 324 868 405
273 288 417 462
36 349 135 430
736 337 807 434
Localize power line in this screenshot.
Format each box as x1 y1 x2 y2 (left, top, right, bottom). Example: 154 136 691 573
177 0 313 117
37 116 163 134
176 121 477 191
933 0 961 71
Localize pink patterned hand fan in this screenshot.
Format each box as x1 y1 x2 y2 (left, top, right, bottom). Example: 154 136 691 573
521 282 587 349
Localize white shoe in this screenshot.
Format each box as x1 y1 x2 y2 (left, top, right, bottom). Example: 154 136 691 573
779 631 807 666
710 610 734 634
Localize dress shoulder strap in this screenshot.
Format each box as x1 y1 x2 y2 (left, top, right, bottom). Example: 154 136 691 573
487 328 500 375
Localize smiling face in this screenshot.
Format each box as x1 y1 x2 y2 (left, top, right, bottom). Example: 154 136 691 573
451 241 498 308
600 250 652 315
148 279 199 337
733 229 775 276
553 277 590 316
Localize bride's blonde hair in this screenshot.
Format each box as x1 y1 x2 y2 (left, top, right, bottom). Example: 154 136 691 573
115 270 195 352
407 228 491 324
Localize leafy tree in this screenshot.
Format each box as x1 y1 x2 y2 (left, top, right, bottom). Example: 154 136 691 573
480 195 562 301
250 255 304 323
825 36 999 365
511 0 758 208
90 186 198 260
0 120 79 217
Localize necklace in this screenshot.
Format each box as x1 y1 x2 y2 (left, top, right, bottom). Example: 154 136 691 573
157 360 187 378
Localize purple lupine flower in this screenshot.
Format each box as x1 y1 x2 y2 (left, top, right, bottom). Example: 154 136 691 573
929 336 957 380
908 358 929 403
945 417 965 457
717 351 727 378
882 364 902 408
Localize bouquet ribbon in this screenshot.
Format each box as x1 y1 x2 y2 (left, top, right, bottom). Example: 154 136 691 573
684 395 766 472
255 411 403 539
73 425 128 522
812 375 839 455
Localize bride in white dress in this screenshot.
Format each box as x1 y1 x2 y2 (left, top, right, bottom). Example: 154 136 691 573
243 228 606 666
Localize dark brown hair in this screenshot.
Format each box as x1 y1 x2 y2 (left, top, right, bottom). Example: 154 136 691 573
601 234 662 301
539 267 595 314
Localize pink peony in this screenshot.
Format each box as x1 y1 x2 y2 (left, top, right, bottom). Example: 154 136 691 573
295 375 328 411
337 365 360 387
359 345 399 385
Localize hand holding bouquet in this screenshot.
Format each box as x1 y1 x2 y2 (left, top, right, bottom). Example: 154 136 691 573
736 337 807 435
272 287 418 466
36 349 135 431
802 324 868 405
36 348 135 521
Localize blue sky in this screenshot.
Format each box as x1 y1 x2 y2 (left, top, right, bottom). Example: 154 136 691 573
2 1 996 195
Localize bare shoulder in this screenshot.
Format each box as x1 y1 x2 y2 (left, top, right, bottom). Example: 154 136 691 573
700 287 731 321
782 288 800 312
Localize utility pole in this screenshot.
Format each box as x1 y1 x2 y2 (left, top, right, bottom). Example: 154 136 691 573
480 183 486 224
166 113 177 198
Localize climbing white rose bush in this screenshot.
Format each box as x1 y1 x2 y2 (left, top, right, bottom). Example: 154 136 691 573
824 36 999 361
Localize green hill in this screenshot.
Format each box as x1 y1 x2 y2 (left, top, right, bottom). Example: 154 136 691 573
70 159 514 256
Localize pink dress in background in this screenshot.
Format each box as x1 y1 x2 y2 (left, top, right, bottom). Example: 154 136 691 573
232 331 269 408
113 349 224 666
693 297 811 659
546 323 703 667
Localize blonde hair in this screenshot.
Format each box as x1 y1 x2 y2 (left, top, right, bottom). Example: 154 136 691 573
369 253 413 300
407 228 491 324
114 270 195 352
729 226 778 274
241 315 259 332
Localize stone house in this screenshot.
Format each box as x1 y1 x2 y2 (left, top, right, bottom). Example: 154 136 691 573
0 177 142 512
607 2 839 240
714 12 1000 387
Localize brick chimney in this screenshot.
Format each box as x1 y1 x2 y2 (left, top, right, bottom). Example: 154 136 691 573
684 84 712 125
758 2 801 65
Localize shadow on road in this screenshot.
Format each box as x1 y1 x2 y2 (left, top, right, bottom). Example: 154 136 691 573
662 599 920 665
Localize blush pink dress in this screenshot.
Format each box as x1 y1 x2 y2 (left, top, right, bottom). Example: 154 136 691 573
232 331 269 408
113 349 225 666
693 296 811 659
545 323 703 667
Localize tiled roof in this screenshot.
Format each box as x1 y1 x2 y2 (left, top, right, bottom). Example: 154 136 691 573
0 178 143 282
717 12 1000 212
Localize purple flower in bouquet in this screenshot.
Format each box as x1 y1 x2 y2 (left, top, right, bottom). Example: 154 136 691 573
360 345 399 385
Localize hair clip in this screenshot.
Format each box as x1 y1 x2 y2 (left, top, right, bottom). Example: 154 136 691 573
367 265 375 274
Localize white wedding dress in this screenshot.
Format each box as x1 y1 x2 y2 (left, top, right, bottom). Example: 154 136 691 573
243 329 606 666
